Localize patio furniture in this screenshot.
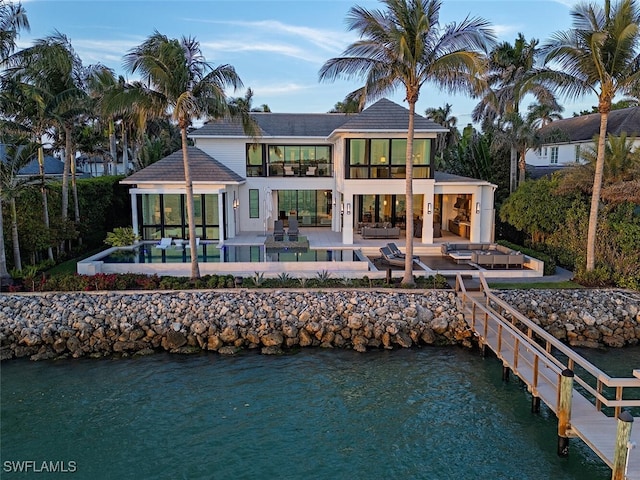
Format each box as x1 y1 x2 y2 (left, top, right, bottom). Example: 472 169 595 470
155 238 172 250
305 166 317 176
288 218 300 240
274 220 285 241
284 165 295 176
361 226 400 239
379 246 406 267
173 239 184 248
387 243 419 260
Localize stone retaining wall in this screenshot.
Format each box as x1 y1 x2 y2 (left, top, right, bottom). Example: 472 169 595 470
1 289 639 361
0 290 472 361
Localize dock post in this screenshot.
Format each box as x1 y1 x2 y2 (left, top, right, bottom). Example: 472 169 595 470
612 411 634 480
531 396 540 414
557 369 574 457
502 364 510 382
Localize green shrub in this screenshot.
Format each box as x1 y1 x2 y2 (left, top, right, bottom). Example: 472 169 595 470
105 227 140 247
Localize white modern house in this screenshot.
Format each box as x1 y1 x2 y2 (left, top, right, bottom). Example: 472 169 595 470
525 106 640 168
121 98 497 246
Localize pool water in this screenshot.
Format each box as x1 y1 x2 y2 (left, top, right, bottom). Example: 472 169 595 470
101 244 362 264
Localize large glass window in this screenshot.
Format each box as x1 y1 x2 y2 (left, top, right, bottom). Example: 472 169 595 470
247 144 332 177
277 190 333 227
550 146 559 164
347 138 431 179
249 189 259 218
139 193 221 241
246 145 264 176
357 194 423 229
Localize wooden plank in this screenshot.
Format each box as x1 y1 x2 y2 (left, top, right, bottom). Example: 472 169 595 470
459 283 640 479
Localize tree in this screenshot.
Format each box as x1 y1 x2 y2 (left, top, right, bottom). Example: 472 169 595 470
319 0 494 285
473 33 559 191
230 88 271 112
124 32 258 279
526 101 564 129
540 0 640 272
424 103 460 159
0 0 29 61
0 137 38 274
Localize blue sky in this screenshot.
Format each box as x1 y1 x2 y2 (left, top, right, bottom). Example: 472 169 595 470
15 0 598 126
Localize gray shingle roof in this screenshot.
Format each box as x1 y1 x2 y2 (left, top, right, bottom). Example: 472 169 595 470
190 98 446 138
18 155 65 176
537 106 640 143
335 98 447 132
434 171 492 184
121 147 244 184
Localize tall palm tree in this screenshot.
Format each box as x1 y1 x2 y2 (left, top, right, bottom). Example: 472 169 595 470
319 0 494 285
526 101 564 129
124 32 257 279
425 103 459 159
540 0 640 272
0 137 39 274
473 33 560 192
0 0 29 61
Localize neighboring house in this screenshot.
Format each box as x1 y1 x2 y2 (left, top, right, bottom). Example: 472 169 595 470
525 106 640 168
121 98 497 245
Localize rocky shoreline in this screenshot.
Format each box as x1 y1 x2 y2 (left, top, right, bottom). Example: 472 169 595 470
1 289 639 361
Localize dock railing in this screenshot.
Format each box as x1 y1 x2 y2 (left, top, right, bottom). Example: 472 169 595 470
455 273 640 418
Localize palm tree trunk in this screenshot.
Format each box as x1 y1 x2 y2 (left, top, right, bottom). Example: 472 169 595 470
37 147 54 261
402 101 416 286
586 112 608 272
509 147 518 192
10 197 21 272
518 148 526 185
181 127 200 279
109 119 118 175
71 154 81 246
122 124 129 175
61 126 71 222
0 199 11 288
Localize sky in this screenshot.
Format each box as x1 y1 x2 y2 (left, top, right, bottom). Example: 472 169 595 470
14 0 599 126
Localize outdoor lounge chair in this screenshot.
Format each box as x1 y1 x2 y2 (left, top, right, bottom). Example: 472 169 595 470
155 237 172 250
185 238 200 249
274 220 285 241
288 218 299 240
379 246 408 267
387 242 419 260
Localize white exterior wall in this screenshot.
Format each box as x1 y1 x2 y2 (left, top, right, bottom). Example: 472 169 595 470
435 182 496 243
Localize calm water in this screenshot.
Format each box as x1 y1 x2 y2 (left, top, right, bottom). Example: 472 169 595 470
101 243 360 264
2 347 638 480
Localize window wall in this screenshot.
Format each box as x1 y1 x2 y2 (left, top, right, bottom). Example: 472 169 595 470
347 138 431 179
277 190 332 227
139 193 222 240
246 144 332 177
357 194 423 229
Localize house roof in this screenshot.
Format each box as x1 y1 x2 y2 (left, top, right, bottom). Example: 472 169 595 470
121 147 244 184
537 106 640 143
434 171 492 184
18 155 66 176
190 98 447 138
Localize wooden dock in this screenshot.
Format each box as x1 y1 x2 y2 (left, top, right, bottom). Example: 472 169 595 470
455 274 640 480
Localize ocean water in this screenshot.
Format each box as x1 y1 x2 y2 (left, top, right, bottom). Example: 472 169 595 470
2 346 637 480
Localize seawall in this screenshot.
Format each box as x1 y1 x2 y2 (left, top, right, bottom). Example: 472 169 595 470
1 289 639 361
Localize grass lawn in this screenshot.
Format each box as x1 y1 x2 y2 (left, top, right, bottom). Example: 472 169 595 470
46 249 102 276
487 280 583 289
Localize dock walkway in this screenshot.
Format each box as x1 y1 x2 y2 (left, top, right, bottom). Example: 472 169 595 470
455 274 640 480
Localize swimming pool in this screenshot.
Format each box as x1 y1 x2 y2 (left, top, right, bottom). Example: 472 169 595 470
77 243 371 277
100 244 361 264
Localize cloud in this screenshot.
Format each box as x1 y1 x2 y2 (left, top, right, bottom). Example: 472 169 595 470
492 24 520 39
200 39 326 64
549 0 581 7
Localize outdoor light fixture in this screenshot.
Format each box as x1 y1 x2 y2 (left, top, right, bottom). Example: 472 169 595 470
346 203 351 215
380 156 386 163
476 202 481 213
340 203 344 215
427 203 433 214
233 199 239 209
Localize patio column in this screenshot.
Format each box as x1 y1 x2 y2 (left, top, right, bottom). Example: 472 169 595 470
130 192 139 240
342 194 354 244
218 192 225 245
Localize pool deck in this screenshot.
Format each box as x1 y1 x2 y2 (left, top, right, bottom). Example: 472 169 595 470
78 228 548 280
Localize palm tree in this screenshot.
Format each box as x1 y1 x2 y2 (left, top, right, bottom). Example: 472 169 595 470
424 103 460 159
526 101 564 129
124 32 258 279
319 0 494 285
473 33 560 192
540 0 640 272
0 0 29 61
230 88 271 113
0 137 39 274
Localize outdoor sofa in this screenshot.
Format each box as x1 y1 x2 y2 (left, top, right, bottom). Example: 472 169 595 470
441 243 524 269
361 226 400 239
